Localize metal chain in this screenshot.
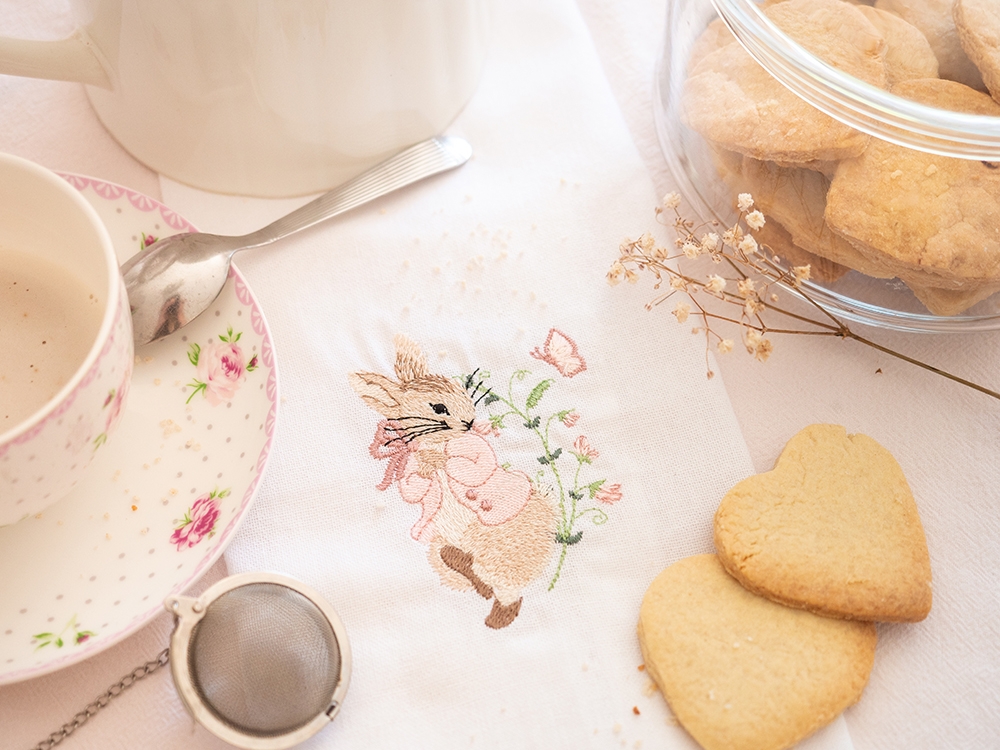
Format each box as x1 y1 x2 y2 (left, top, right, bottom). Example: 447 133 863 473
30 648 170 750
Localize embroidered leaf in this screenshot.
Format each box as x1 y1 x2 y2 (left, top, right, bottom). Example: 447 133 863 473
501 462 512 471
587 479 606 499
523 415 541 429
537 447 562 465
483 393 500 406
525 379 553 410
514 369 529 382
188 342 201 366
489 414 506 429
556 530 584 545
568 489 583 501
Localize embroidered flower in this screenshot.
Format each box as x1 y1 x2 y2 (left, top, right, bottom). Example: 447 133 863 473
572 436 599 462
595 483 623 505
530 328 587 378
171 490 227 549
561 411 580 428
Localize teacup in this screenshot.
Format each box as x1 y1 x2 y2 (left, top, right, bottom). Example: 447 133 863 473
0 0 491 197
0 153 133 526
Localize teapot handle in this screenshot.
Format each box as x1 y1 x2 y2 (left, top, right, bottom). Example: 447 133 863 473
0 30 110 88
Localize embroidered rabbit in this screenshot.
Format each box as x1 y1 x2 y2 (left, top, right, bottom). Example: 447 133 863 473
350 335 557 629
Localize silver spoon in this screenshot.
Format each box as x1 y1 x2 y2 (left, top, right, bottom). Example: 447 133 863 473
122 135 472 346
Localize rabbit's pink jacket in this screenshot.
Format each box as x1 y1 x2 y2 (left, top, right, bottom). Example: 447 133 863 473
372 424 532 541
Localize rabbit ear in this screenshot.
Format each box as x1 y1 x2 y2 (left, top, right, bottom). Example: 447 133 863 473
348 371 403 416
394 334 429 383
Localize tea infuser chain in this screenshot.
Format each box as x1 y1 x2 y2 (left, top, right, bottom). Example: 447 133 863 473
30 648 170 750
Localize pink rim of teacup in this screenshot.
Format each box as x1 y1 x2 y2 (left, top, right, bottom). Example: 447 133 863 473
0 154 123 450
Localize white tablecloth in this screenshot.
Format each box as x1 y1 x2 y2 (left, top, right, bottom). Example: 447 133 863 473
1 1 999 749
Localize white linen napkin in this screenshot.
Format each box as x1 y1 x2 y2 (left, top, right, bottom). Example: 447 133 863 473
159 0 854 748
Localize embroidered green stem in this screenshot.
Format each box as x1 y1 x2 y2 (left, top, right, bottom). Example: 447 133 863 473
495 381 570 533
476 365 620 591
549 542 569 591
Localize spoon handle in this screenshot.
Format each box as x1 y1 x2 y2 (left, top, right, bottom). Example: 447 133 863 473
239 136 472 249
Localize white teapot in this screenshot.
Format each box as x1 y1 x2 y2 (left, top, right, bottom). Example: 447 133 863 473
0 0 490 196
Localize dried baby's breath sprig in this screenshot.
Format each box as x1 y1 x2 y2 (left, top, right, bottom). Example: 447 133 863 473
611 194 1000 401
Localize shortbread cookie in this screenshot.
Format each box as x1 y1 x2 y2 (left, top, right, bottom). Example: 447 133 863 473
754 211 851 283
827 78 1000 283
715 424 933 622
638 554 877 750
875 0 986 89
688 18 736 72
683 0 886 164
955 0 1000 104
907 278 1000 315
739 157 896 277
856 5 939 84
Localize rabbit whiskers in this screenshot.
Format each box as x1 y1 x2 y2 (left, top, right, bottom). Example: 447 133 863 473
383 419 451 445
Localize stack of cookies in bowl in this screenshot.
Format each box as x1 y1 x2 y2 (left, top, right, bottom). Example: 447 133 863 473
638 425 932 750
681 0 1000 315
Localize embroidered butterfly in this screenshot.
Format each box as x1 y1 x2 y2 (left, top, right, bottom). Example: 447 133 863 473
530 328 587 378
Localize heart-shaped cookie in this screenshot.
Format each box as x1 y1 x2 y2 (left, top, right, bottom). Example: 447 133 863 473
638 555 877 750
715 424 932 622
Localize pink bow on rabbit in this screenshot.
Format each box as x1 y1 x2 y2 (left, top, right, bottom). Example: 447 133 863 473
371 422 532 541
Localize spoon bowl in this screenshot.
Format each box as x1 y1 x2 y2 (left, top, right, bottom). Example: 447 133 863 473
122 136 472 346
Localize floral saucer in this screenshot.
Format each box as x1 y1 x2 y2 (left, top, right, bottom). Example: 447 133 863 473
0 176 278 685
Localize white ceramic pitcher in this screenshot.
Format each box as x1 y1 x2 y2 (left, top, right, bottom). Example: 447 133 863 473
0 0 490 196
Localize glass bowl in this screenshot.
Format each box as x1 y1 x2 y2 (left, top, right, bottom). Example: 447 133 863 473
655 0 1000 332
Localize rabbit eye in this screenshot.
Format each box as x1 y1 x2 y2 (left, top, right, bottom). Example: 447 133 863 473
430 403 450 416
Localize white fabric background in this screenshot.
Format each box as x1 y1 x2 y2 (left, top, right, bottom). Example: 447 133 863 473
0 0 998 749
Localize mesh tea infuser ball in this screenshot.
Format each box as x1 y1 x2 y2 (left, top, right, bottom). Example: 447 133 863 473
33 572 351 750
165 572 352 749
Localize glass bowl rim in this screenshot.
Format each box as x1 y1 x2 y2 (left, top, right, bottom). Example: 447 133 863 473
712 0 1000 161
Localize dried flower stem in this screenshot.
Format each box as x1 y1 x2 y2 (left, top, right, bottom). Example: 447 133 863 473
609 193 1000 402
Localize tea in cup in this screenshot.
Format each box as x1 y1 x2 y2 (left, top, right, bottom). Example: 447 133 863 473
0 153 133 525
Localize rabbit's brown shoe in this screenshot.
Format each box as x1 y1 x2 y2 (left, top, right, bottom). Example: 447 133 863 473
485 597 522 629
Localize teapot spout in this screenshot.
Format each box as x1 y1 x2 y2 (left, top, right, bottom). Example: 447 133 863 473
0 30 110 88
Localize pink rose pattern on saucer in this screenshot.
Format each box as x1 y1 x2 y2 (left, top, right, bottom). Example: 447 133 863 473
186 327 259 405
31 615 96 651
171 488 230 549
